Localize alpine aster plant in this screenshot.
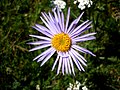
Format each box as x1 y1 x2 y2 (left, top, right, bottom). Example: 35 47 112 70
28 7 96 75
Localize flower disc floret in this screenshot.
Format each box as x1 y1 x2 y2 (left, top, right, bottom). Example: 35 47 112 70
51 33 71 52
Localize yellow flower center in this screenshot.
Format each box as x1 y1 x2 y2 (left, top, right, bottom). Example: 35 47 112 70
51 33 71 52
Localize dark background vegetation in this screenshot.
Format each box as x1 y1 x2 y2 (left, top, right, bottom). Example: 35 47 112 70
0 0 120 90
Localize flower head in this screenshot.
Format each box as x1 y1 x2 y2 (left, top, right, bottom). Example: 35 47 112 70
52 0 66 11
82 86 88 90
74 0 93 10
28 7 96 75
67 81 81 90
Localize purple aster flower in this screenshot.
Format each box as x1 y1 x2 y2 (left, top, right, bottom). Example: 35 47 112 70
28 7 96 75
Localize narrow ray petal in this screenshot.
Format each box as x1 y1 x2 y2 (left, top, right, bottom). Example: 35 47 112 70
65 7 70 33
64 58 68 74
35 24 50 33
49 12 61 32
71 48 87 66
61 12 65 32
35 24 53 36
29 35 51 41
72 46 87 62
42 12 61 33
41 12 49 23
52 10 62 33
29 44 51 52
37 53 48 62
76 59 85 71
71 21 92 38
71 26 92 39
40 16 51 29
52 8 59 23
40 49 56 66
69 55 75 75
75 12 84 23
62 57 65 75
37 47 55 62
72 45 96 56
48 12 54 22
66 57 71 74
57 7 62 28
27 40 50 45
52 55 59 71
57 57 62 75
48 20 60 34
48 13 61 33
66 19 78 33
69 51 81 71
70 20 89 36
78 32 96 39
32 26 53 38
67 12 84 33
40 16 56 34
73 36 96 42
79 62 85 71
33 47 54 61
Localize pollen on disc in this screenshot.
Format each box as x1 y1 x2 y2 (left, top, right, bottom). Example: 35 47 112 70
51 33 71 52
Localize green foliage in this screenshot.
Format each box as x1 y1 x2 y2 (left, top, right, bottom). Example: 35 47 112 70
0 0 120 90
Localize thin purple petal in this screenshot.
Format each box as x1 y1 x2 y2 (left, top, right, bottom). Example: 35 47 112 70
29 44 51 52
68 55 75 75
29 35 51 41
32 26 53 38
69 50 81 71
66 57 71 74
71 48 87 66
52 55 59 71
65 7 70 33
72 45 96 56
77 32 96 39
67 12 84 33
40 49 56 66
40 16 57 34
73 36 96 42
27 40 50 45
57 57 62 75
62 57 65 75
64 58 68 74
70 21 92 38
33 47 54 61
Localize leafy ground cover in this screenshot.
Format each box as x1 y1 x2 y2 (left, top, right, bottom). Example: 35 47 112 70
0 0 120 89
